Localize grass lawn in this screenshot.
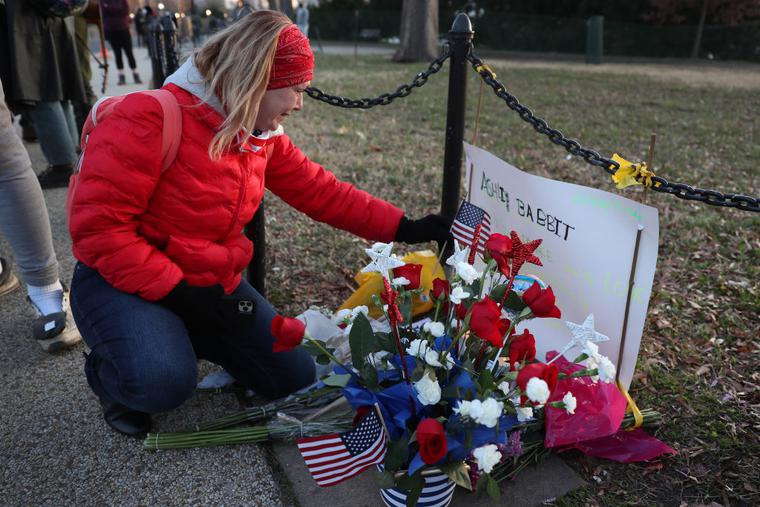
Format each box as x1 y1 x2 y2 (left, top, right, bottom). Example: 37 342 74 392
264 52 759 506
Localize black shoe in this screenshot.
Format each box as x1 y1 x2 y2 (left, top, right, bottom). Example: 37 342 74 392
133 72 143 84
117 74 126 85
100 398 152 436
37 164 73 189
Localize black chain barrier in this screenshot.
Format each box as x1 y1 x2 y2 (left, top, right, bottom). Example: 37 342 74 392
466 51 760 213
305 49 450 109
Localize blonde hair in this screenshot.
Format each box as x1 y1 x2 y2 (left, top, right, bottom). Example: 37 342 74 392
194 10 292 159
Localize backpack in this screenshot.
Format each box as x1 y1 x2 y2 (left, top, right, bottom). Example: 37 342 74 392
66 89 182 225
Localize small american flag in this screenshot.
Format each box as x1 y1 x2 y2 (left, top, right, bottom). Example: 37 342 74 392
451 201 491 254
297 408 387 487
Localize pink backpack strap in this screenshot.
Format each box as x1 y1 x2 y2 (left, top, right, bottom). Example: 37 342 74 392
141 89 182 173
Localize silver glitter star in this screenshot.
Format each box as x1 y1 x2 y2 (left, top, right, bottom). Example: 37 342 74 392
361 242 405 275
549 314 610 364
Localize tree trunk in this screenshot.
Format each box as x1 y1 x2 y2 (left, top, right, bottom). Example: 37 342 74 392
691 0 709 58
393 0 439 62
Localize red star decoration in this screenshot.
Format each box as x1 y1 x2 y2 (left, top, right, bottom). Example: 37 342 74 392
509 230 543 276
381 277 404 326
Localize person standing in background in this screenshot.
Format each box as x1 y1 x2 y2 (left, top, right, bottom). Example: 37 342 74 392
295 2 308 36
0 0 87 188
101 0 142 85
0 80 82 352
73 11 97 133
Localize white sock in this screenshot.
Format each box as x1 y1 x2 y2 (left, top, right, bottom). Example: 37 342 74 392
27 281 64 316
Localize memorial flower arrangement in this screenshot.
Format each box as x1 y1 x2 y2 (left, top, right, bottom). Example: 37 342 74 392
144 222 672 506
269 231 634 504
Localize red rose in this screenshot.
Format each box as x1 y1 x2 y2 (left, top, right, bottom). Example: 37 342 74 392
431 278 450 301
352 406 372 427
485 233 512 278
509 329 536 370
516 362 560 393
469 297 507 347
417 418 448 464
454 302 468 321
392 263 423 290
271 315 306 352
522 283 561 318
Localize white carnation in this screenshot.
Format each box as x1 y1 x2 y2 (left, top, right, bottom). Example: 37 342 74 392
332 308 352 324
525 377 550 405
424 348 454 370
350 306 369 319
582 341 599 358
477 398 504 428
406 338 429 358
414 373 441 406
453 400 471 417
423 321 445 338
391 277 410 287
472 444 502 474
467 399 484 421
449 286 470 305
562 391 577 415
597 356 616 383
516 406 534 422
366 351 393 370
497 381 510 396
456 262 480 285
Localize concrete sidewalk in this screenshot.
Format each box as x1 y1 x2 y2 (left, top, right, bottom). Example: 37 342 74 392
0 44 583 506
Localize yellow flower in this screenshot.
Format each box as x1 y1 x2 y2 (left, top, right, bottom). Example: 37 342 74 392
610 154 657 189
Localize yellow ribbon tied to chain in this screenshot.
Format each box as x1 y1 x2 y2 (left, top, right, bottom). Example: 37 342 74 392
610 153 658 189
474 63 496 80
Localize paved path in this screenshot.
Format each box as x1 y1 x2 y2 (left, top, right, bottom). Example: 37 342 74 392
0 43 583 506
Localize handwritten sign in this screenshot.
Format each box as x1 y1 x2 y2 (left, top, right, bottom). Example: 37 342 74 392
465 143 659 389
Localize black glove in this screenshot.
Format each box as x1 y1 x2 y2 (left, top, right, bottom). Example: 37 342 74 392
160 281 225 323
161 281 257 335
394 214 453 250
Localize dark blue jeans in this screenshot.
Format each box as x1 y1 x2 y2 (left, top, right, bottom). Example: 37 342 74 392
70 263 315 414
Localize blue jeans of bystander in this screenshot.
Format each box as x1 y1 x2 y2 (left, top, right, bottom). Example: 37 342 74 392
27 100 78 167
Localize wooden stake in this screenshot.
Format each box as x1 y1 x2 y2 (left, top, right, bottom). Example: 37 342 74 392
466 162 475 201
643 133 656 205
616 224 644 385
373 403 391 441
303 396 349 422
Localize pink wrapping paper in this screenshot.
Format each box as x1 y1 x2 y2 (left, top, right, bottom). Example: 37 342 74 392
543 352 627 448
561 428 676 463
542 352 675 463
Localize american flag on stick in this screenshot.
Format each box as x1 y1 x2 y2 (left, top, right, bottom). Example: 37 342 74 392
296 407 387 487
451 200 492 254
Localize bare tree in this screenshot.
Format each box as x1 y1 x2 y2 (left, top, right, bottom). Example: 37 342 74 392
393 0 439 62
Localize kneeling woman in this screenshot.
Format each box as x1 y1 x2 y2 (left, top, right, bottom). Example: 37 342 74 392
68 11 450 436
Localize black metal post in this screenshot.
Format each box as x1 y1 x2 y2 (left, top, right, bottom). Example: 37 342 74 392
160 14 180 76
148 19 165 88
245 205 266 296
441 14 473 254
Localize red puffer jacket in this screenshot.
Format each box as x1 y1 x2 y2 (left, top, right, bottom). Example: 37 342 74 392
69 84 403 301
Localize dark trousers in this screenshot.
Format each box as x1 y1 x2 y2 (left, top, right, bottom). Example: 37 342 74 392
70 263 316 414
105 29 137 71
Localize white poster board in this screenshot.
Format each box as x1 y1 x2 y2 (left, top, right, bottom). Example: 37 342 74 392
464 143 659 389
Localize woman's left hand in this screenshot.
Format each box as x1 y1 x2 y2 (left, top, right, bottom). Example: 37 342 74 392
394 214 453 250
